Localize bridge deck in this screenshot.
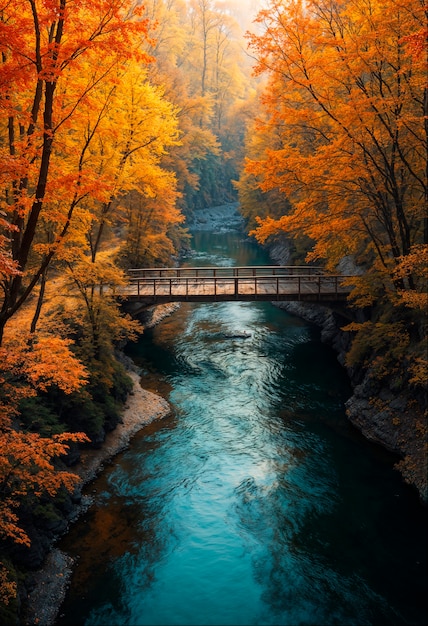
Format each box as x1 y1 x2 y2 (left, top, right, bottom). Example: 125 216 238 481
116 266 352 304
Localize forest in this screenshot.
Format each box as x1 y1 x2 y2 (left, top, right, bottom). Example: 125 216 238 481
0 0 426 622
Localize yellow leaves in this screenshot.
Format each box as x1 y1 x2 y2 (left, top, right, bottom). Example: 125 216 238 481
61 254 143 356
391 244 428 310
25 336 89 394
345 274 386 307
394 244 428 280
342 321 366 333
52 61 179 203
396 289 428 311
67 257 127 291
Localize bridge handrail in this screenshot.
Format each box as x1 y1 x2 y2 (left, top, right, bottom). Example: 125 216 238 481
127 265 324 279
126 274 348 283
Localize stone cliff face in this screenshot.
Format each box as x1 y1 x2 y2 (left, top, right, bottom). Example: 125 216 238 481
268 239 427 505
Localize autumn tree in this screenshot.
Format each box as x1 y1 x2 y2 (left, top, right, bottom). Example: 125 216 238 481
234 89 293 229
40 55 185 407
0 0 152 344
245 0 427 294
244 0 427 336
20 58 185 446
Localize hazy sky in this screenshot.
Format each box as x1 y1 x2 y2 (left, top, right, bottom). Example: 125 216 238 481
216 0 266 32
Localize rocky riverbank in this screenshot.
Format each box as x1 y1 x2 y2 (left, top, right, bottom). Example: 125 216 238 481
188 202 244 232
268 240 427 505
22 370 171 626
278 303 427 504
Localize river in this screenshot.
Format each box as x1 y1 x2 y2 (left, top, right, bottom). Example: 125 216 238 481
56 219 427 626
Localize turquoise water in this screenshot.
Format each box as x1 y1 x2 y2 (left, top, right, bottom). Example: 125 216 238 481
57 228 427 626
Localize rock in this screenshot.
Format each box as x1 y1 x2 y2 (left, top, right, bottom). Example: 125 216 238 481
189 203 244 232
137 302 181 328
22 550 75 626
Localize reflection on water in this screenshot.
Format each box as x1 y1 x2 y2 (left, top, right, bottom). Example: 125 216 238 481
57 227 428 626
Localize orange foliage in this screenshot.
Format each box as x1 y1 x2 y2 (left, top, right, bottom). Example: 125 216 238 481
0 0 154 341
0 430 88 545
0 328 88 426
0 323 89 605
244 0 426 296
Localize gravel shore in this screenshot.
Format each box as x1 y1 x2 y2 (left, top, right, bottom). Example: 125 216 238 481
23 371 171 626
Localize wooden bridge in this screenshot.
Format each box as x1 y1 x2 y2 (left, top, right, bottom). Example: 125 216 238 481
116 266 353 305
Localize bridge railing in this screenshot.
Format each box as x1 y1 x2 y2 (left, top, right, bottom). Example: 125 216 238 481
127 265 323 279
